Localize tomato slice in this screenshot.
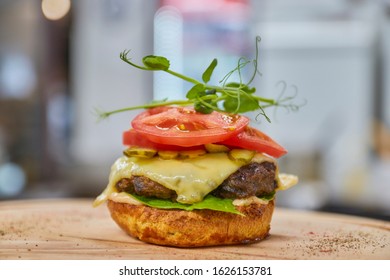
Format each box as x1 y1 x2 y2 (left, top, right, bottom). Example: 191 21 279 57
123 129 203 151
220 126 287 158
131 106 249 147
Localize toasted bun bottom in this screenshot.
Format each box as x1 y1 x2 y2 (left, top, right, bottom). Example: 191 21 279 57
107 199 274 247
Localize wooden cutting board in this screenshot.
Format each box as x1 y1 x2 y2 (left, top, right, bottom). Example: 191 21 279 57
0 199 389 260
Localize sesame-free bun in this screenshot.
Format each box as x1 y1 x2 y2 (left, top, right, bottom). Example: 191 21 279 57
107 199 274 247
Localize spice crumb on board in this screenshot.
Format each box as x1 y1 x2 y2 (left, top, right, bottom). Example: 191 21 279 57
307 230 388 256
279 228 389 259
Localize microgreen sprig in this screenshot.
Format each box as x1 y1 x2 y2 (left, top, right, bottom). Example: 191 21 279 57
97 36 302 122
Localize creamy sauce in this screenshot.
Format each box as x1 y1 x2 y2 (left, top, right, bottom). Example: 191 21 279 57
233 196 270 206
108 192 143 205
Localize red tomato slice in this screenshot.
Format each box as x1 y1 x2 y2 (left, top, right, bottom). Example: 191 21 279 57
131 106 249 147
123 129 203 151
220 126 287 158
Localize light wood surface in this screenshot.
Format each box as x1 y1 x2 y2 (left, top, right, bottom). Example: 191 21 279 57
0 199 389 260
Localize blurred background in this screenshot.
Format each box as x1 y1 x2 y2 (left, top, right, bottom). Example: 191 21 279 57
0 0 389 220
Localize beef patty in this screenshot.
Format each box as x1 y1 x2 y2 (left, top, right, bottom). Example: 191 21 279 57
115 161 277 201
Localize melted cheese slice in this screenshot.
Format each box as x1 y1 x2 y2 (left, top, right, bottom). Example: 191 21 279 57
93 153 297 207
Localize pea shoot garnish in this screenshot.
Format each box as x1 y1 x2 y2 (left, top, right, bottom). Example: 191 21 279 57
97 36 302 122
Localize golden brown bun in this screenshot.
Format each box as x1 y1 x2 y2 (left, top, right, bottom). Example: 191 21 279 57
107 199 274 247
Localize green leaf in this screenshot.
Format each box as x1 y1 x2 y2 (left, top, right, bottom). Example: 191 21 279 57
223 94 259 113
129 193 244 215
194 102 214 114
186 83 205 99
260 191 276 201
223 96 239 113
202 58 218 83
142 55 170 70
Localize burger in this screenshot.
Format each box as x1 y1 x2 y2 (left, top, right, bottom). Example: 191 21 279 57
94 39 300 247
93 106 298 247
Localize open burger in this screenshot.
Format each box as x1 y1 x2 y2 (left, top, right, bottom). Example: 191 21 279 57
94 106 298 247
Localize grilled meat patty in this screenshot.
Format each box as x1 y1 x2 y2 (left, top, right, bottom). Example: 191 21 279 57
115 161 277 201
116 177 177 200
212 161 277 199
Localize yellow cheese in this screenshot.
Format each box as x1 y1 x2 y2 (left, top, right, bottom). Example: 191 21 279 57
93 152 296 207
100 153 244 205
276 173 299 191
